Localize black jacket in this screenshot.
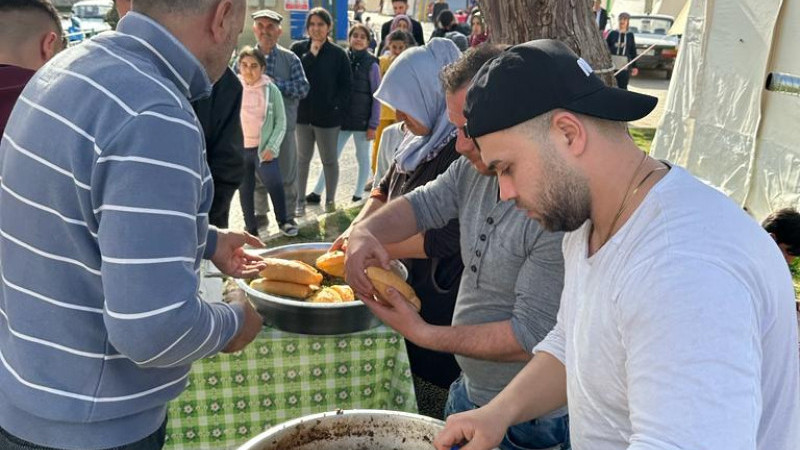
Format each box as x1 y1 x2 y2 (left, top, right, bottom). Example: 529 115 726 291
341 50 377 132
430 23 470 40
192 67 244 228
595 7 609 31
291 40 353 128
379 17 425 52
606 30 638 68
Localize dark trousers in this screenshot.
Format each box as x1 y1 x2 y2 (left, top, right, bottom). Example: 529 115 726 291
209 185 237 228
239 147 287 234
0 417 167 450
615 69 631 90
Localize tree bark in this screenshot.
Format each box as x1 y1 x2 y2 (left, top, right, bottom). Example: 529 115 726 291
481 0 616 86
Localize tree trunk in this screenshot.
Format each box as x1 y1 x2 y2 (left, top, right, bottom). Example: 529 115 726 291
481 0 616 86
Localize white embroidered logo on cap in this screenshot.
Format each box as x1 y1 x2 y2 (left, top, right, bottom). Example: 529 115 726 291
577 58 593 76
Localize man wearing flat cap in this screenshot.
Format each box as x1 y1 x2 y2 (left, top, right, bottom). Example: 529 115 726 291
249 9 309 235
433 39 800 449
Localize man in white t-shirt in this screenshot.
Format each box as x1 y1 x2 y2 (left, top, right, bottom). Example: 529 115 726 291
433 39 800 450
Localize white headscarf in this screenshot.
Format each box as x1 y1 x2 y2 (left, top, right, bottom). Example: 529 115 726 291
374 38 461 173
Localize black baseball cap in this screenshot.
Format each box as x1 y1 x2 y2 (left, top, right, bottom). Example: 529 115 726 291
252 9 283 23
464 39 657 139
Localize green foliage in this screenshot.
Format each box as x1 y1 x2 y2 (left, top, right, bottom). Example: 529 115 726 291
630 127 656 154
266 207 361 247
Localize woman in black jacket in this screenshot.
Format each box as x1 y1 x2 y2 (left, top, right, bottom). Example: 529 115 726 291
606 12 639 90
291 8 353 214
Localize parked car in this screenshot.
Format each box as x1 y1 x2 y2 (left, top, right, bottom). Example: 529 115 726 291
60 15 85 44
71 0 113 37
627 14 679 78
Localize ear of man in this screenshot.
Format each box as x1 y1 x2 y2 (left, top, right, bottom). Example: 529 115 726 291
552 111 589 158
210 0 235 44
0 7 63 70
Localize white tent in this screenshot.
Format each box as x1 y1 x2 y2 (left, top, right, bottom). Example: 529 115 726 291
609 0 687 18
651 0 800 220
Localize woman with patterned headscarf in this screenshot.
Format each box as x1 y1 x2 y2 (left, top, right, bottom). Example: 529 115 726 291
332 38 464 419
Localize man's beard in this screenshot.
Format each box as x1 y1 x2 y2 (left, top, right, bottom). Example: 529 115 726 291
535 142 592 233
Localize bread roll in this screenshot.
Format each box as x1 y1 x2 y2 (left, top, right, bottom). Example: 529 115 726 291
259 258 323 285
315 251 346 278
250 279 317 299
310 287 344 303
330 285 355 301
365 266 421 311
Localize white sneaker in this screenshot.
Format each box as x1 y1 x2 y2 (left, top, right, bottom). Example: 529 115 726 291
280 222 299 237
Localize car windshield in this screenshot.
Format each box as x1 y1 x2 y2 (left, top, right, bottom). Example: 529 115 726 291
628 17 673 35
73 4 111 19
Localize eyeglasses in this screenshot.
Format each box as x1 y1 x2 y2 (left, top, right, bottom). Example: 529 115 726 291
461 122 482 151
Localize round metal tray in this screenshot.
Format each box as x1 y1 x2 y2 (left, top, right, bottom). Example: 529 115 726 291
237 409 446 450
236 242 407 335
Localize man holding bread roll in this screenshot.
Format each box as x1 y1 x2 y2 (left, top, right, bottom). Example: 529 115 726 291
345 44 569 449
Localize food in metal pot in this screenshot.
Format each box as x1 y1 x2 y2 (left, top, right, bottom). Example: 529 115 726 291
329 285 355 301
315 250 346 278
259 258 323 285
366 266 421 311
250 279 318 299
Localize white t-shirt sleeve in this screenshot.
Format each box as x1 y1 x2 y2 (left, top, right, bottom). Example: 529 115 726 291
619 257 761 449
533 292 567 364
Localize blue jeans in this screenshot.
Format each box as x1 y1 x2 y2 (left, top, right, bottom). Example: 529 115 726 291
312 130 372 197
0 417 167 450
239 148 287 233
445 376 570 450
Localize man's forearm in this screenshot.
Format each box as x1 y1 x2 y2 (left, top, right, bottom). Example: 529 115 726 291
414 320 531 362
358 197 420 245
350 197 385 229
487 351 567 426
384 233 427 259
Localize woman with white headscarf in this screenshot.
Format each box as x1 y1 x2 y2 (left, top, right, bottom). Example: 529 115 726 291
331 38 464 419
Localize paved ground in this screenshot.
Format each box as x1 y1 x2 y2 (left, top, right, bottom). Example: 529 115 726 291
228 16 671 239
629 70 672 128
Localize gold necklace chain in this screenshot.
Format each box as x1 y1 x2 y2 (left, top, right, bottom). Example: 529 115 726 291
601 154 667 247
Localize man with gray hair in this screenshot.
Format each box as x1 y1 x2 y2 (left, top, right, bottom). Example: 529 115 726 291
250 9 309 237
0 0 64 135
0 1 264 448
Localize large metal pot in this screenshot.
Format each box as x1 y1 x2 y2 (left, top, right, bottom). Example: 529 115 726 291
237 409 445 450
236 243 407 335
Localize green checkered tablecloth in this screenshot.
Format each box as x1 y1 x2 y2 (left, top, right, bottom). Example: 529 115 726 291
164 325 417 449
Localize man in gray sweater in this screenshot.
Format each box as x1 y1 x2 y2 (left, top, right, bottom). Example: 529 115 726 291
345 45 569 449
